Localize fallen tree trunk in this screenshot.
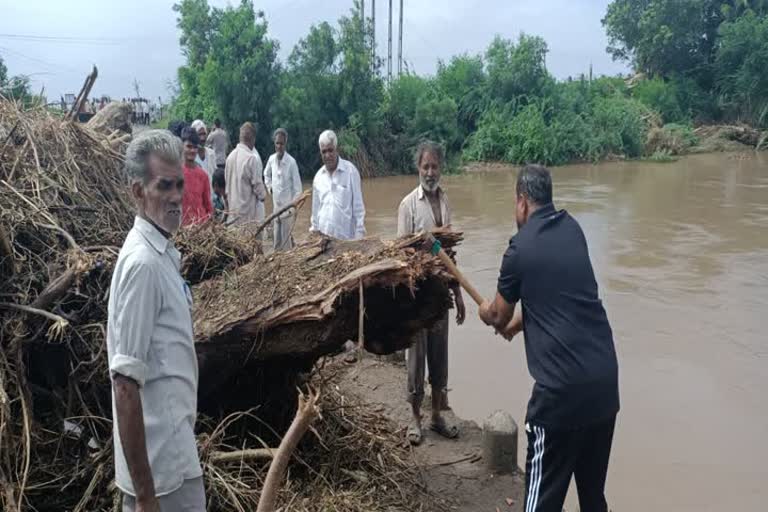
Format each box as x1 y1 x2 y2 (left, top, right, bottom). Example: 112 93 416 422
193 230 461 366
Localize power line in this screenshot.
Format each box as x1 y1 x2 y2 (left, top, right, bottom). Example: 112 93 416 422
0 33 126 44
0 45 83 74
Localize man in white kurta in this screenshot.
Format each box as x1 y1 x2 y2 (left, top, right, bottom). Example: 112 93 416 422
224 122 266 235
191 119 217 193
264 128 302 250
252 146 266 226
310 130 365 240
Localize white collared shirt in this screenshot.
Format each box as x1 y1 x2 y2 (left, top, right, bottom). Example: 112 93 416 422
264 151 302 212
107 217 202 497
225 143 266 226
310 157 366 240
195 147 217 194
397 184 452 237
207 128 229 166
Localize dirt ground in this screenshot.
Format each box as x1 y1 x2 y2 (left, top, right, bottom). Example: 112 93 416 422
336 357 526 512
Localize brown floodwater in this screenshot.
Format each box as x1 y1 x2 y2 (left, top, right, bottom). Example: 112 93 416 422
289 152 768 511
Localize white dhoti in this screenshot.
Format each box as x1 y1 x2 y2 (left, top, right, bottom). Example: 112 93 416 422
255 200 266 241
273 212 295 251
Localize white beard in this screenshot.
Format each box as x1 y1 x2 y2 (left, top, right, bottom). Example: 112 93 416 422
420 176 439 193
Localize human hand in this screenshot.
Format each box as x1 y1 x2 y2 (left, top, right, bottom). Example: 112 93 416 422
499 324 520 341
455 291 466 325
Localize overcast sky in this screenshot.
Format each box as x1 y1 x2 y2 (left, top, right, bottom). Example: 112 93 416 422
0 0 630 102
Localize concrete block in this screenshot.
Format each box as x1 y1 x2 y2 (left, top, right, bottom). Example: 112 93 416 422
482 410 518 474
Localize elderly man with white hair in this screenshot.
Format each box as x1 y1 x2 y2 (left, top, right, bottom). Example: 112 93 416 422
108 130 205 511
191 120 217 192
310 129 366 240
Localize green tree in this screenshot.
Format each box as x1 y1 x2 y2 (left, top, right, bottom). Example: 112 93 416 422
412 92 459 147
435 54 487 137
714 12 768 125
485 34 550 103
173 0 280 151
274 22 342 172
173 0 213 69
272 1 384 173
0 55 35 106
0 57 7 87
383 74 431 135
602 0 724 79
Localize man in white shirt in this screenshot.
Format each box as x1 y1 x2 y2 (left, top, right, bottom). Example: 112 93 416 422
264 128 302 250
252 144 266 227
206 119 229 171
191 119 217 193
225 122 267 234
107 130 205 512
310 129 366 240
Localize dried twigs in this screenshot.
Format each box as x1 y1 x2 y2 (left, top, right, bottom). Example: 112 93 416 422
252 189 311 240
0 223 16 276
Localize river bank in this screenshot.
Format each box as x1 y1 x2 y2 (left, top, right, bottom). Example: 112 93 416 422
462 123 767 174
336 357 527 512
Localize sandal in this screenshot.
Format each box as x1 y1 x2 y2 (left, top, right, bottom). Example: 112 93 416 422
407 420 423 446
430 418 459 439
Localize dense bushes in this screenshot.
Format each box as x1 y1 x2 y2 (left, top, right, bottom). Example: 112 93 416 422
464 86 652 166
715 12 768 128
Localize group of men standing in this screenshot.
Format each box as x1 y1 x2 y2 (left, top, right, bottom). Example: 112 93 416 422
107 120 619 512
128 99 153 125
172 117 366 254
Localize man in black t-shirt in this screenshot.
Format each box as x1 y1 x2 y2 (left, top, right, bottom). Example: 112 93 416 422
479 164 619 512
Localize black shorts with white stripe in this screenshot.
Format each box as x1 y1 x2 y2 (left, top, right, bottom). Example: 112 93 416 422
524 416 616 512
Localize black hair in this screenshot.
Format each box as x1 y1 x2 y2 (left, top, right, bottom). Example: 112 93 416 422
516 164 553 205
214 118 221 128
212 168 226 189
180 126 200 146
167 120 188 138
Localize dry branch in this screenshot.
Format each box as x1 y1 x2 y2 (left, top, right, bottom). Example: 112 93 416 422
257 388 321 512
252 189 311 240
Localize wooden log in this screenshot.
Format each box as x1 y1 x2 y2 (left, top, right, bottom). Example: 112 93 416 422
209 448 276 464
30 267 78 311
424 232 484 306
67 66 98 122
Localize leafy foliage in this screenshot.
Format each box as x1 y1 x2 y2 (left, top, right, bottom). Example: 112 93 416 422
603 0 768 126
715 11 768 126
172 0 280 149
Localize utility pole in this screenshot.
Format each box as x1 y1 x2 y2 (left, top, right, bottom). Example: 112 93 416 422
398 0 403 76
372 0 376 71
387 0 393 83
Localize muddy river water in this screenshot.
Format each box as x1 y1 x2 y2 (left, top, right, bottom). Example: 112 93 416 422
290 152 767 511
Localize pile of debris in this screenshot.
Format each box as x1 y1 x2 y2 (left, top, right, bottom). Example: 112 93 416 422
0 98 457 510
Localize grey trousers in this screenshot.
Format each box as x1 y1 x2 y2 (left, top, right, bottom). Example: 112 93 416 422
122 477 205 512
406 312 449 406
273 214 295 251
